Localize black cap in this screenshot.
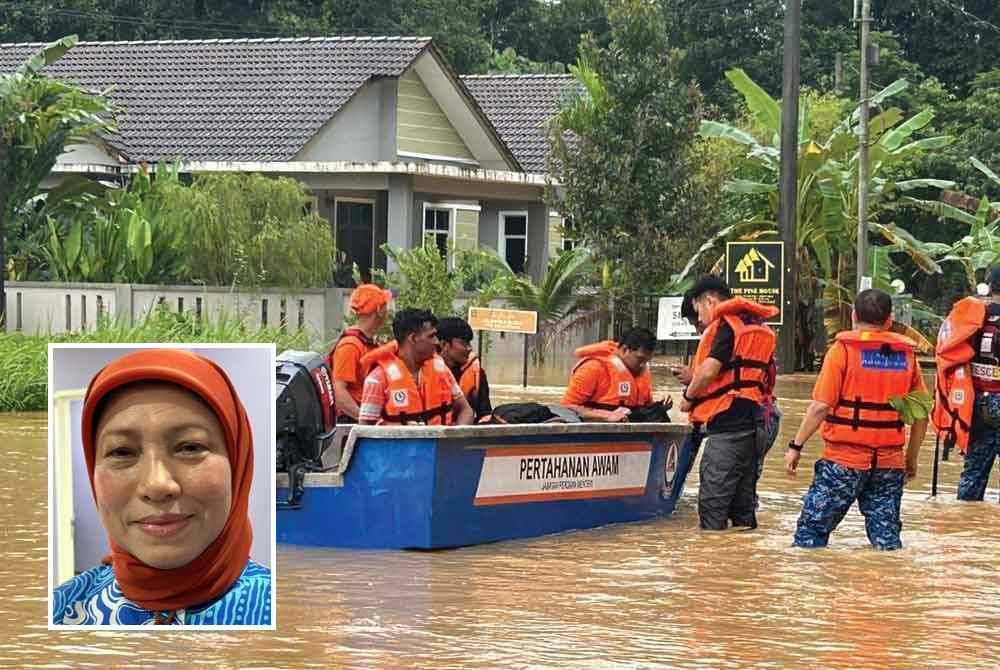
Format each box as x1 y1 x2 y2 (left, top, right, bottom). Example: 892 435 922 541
990 267 1000 292
689 274 732 301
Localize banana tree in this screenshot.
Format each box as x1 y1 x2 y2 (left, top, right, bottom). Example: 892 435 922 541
43 163 187 283
696 68 954 349
1 35 116 291
901 157 1000 291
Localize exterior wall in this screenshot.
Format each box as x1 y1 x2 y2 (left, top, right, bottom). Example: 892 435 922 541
480 200 549 281
295 79 396 162
397 69 476 163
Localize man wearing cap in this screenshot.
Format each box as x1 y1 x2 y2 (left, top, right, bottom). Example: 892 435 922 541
941 267 1000 500
328 284 391 423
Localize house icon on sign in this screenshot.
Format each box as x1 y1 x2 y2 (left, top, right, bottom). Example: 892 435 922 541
734 247 775 283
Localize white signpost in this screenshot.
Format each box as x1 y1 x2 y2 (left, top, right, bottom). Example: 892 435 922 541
656 296 699 341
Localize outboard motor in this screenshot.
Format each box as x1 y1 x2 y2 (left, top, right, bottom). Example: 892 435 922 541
275 350 337 509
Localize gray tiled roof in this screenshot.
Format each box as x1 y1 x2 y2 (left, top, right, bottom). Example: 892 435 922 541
0 36 431 162
461 74 579 174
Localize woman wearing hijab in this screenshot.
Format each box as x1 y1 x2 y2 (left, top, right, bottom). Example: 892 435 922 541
52 349 271 625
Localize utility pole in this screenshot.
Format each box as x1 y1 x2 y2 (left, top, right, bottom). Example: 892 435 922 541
835 52 843 92
856 0 873 290
777 0 801 374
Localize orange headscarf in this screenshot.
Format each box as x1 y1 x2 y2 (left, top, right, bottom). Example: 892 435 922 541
80 349 254 612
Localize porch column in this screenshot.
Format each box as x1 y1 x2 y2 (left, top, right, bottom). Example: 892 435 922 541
386 175 413 273
527 203 548 282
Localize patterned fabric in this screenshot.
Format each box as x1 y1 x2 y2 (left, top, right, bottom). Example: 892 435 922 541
793 459 905 550
53 560 271 625
957 393 1000 500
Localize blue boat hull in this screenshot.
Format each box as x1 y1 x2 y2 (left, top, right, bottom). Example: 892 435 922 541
277 424 695 549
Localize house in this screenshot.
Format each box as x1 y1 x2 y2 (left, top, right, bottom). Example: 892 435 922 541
0 36 579 283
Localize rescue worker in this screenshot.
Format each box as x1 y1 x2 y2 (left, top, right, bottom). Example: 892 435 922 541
328 284 391 423
676 275 778 530
934 267 1000 501
562 327 670 422
786 288 928 550
358 308 474 426
436 316 493 420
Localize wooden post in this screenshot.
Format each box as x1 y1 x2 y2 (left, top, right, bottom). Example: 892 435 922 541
522 333 529 388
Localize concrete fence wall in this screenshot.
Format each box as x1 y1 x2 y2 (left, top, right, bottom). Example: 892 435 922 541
2 283 600 363
3 281 351 339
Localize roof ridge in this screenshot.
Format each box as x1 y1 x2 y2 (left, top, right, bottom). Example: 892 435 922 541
462 73 574 79
0 35 432 48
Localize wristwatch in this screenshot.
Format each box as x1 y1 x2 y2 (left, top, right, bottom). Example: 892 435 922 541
787 441 803 452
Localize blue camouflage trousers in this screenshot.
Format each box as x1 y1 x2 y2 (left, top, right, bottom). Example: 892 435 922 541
793 459 905 550
957 393 1000 501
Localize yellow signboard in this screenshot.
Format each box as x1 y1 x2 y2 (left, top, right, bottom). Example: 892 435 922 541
468 307 538 334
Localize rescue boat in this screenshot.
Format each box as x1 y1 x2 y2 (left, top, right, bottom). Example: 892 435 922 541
276 422 694 549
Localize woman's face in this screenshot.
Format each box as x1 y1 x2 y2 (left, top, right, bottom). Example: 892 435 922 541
93 383 232 569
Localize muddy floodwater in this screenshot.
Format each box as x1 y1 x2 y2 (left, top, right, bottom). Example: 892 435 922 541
2 360 999 669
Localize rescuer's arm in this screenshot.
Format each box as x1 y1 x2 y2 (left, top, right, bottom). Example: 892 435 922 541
333 380 360 420
905 419 928 481
679 357 722 412
785 400 831 475
452 393 475 426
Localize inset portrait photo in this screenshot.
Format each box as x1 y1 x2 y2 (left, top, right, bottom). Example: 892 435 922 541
48 344 275 629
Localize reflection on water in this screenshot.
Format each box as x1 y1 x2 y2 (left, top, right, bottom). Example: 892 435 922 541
2 362 999 669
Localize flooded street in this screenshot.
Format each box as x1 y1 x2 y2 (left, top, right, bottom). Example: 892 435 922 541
2 361 999 668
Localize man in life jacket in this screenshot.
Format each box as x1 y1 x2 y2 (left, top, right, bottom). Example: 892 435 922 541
357 308 474 426
676 275 778 530
561 327 668 422
785 288 928 550
935 267 1000 501
436 316 493 420
327 284 391 423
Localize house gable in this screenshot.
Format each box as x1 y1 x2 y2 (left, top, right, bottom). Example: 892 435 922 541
397 68 476 164
295 78 396 162
401 51 518 171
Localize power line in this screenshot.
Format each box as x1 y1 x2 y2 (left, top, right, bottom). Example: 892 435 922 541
927 0 1000 36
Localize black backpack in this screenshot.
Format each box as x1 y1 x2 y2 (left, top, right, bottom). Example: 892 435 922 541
628 400 672 423
487 402 575 424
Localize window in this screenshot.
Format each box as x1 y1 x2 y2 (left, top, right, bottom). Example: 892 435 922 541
562 217 577 252
424 206 451 257
501 212 528 274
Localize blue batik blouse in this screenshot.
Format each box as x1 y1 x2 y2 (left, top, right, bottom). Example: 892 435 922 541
52 560 271 625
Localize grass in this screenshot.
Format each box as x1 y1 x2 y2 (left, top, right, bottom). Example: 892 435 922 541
1 305 323 413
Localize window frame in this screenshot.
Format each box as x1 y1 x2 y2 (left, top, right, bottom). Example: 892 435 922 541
499 210 529 274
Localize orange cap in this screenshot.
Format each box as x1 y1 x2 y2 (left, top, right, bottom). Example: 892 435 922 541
350 284 392 315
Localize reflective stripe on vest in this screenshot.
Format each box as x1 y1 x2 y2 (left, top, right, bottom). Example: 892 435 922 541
972 314 1000 392
821 330 915 448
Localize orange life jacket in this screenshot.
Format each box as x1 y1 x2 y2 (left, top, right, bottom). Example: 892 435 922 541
932 297 984 454
571 340 653 410
821 329 916 448
328 327 378 406
688 298 778 425
361 342 454 425
457 355 482 405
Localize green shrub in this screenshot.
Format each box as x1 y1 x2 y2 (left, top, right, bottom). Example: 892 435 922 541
0 305 315 413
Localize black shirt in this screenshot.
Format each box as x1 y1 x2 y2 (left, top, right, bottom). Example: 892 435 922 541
449 363 493 419
704 321 757 434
